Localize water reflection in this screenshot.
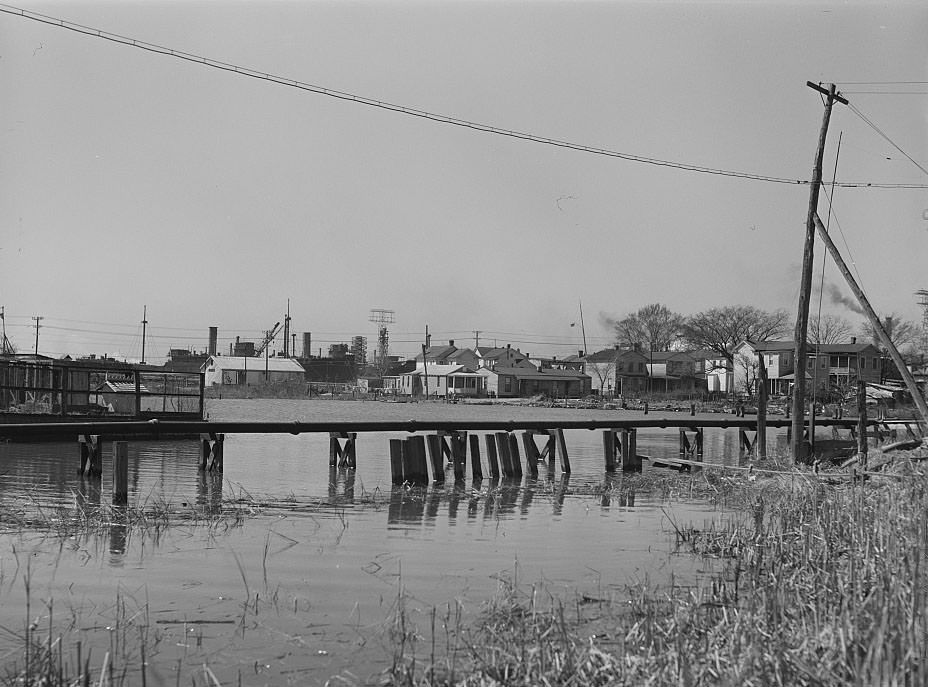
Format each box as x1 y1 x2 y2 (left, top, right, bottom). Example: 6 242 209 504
108 504 127 567
196 472 224 515
387 473 583 527
327 465 357 503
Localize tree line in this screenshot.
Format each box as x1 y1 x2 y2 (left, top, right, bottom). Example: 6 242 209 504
611 303 925 370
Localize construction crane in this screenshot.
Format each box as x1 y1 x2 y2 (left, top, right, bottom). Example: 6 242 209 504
255 322 282 357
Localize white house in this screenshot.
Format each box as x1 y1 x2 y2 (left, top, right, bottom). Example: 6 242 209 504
201 356 305 386
395 364 484 398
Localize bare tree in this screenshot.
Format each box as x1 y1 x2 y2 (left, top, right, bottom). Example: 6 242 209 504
808 314 854 345
614 303 685 351
860 313 922 364
681 305 791 370
587 359 617 395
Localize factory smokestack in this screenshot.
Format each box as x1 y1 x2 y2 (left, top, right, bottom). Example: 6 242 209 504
208 327 218 356
303 332 312 359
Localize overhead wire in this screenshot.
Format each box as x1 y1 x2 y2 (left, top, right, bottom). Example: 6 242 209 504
847 102 928 178
1 3 927 189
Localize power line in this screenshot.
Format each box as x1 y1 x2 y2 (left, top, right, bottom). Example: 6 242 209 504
2 4 927 190
847 102 928 178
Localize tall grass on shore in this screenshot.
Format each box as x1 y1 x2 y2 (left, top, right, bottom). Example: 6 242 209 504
382 454 928 686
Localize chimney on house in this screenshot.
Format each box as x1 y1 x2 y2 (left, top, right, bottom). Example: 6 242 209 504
851 336 857 345
884 316 894 337
578 349 584 358
449 339 454 347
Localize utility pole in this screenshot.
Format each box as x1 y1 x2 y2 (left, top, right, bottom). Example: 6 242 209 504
32 316 43 356
0 307 9 355
422 325 430 400
283 299 291 357
791 82 848 463
141 305 148 364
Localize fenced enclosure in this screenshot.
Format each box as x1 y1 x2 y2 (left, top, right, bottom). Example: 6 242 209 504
0 358 203 421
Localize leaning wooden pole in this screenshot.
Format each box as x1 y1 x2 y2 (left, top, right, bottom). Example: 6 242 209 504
791 82 846 463
813 212 928 429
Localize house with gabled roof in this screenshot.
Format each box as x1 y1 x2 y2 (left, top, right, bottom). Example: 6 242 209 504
475 344 534 370
582 347 648 397
395 363 484 398
478 365 591 399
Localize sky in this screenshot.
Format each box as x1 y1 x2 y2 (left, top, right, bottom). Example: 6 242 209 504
1 0 926 362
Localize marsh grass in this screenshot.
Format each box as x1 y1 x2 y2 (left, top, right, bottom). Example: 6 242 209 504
381 446 928 686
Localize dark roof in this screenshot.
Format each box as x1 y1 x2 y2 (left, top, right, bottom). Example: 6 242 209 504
488 366 589 381
647 350 695 363
749 340 797 352
815 343 880 354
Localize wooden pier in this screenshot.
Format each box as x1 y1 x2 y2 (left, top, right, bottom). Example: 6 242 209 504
1 416 920 486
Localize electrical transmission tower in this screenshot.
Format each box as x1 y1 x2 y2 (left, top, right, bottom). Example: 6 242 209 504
369 308 395 374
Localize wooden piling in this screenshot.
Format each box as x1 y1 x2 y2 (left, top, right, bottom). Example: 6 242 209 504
757 359 768 460
389 439 405 485
554 429 570 474
495 433 513 477
808 400 816 455
508 433 523 478
522 432 540 477
485 434 500 478
405 435 428 485
450 432 467 481
426 435 445 482
208 434 224 472
857 380 868 469
79 434 101 476
112 441 128 506
621 429 640 472
603 430 617 472
469 434 483 480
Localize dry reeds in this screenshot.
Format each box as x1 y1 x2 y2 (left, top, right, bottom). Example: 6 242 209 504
383 449 928 686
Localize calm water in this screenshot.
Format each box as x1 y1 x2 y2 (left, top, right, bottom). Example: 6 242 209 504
0 399 758 686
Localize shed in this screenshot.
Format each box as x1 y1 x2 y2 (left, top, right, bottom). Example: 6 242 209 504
201 356 305 386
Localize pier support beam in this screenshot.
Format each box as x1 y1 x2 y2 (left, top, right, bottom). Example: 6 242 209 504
328 432 356 469
620 429 641 472
200 433 225 472
113 441 129 506
485 434 500 479
678 427 704 463
469 434 483 480
78 434 102 477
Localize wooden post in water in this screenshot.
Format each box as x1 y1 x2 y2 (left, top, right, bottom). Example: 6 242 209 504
426 435 445 482
757 356 768 460
469 434 483 480
603 430 617 472
79 434 102 476
112 441 129 505
808 400 816 457
857 379 868 469
450 432 467 481
405 435 428 485
508 433 523 478
621 429 640 472
522 432 540 477
389 439 405 485
554 429 570 474
485 434 500 478
495 433 513 477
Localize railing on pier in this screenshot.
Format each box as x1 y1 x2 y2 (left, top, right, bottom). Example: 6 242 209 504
0 358 204 422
